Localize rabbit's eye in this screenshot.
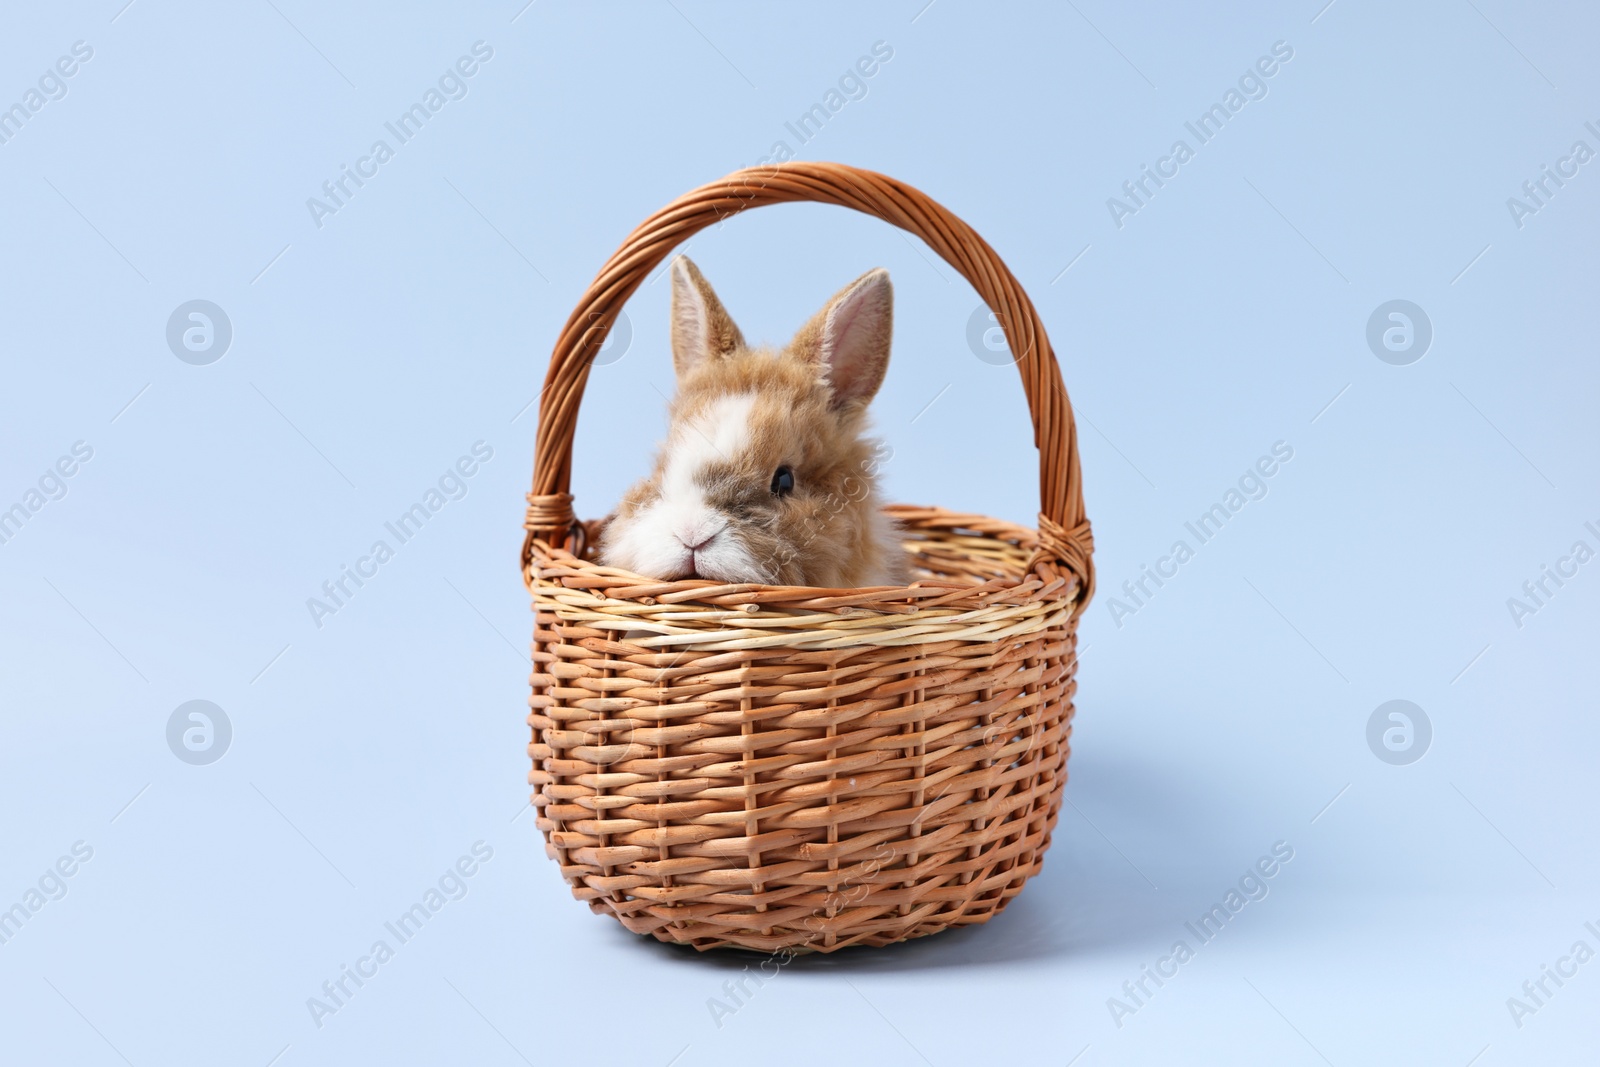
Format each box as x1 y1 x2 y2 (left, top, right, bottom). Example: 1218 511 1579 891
770 466 794 496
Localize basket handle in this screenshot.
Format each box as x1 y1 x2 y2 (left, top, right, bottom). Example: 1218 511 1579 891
523 161 1093 598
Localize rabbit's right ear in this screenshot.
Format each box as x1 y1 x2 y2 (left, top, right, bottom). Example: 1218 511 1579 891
670 256 746 379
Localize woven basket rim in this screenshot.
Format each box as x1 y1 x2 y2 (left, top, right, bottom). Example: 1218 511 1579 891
525 505 1082 651
524 505 1088 604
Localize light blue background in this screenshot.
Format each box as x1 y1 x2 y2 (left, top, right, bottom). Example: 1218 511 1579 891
2 1 1596 1064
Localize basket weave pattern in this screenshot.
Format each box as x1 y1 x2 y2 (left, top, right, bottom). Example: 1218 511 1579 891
522 163 1093 952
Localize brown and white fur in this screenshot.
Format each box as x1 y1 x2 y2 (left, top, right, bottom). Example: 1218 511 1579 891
598 256 908 588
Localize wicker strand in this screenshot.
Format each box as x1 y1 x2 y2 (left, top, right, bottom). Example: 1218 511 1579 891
524 492 575 534
1031 513 1095 610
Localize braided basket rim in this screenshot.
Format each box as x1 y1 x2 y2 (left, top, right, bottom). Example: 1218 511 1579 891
525 505 1083 651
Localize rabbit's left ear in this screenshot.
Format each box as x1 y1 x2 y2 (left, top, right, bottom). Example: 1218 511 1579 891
790 268 893 410
670 256 746 379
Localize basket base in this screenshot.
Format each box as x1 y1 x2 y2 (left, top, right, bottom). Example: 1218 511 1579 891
588 841 1049 954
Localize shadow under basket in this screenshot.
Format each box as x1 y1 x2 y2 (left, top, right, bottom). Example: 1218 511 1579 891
521 162 1095 953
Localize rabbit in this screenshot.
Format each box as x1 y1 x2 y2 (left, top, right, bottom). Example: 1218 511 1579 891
597 255 909 589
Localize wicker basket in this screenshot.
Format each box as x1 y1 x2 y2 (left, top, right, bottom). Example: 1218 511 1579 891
521 161 1094 953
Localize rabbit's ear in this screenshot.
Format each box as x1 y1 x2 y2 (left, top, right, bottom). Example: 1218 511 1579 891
670 256 746 379
790 268 893 410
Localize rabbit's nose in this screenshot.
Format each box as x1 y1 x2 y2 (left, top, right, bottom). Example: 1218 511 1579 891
677 523 722 551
